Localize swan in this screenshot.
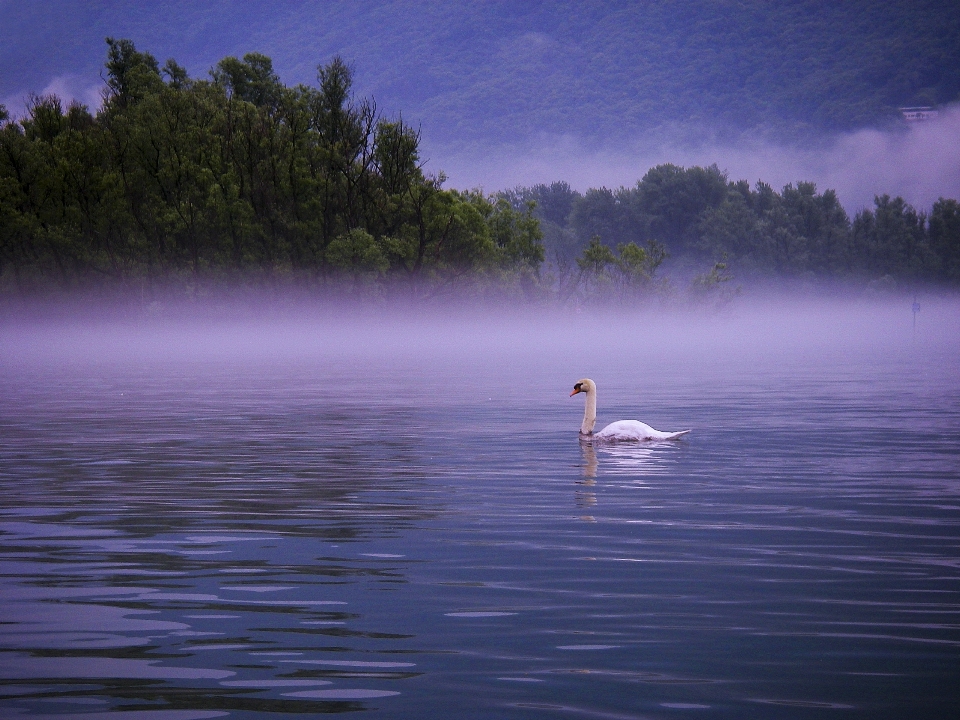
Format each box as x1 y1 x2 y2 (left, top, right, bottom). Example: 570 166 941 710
570 378 690 442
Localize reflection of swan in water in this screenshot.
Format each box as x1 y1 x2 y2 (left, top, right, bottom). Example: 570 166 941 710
571 378 690 442
580 441 598 479
576 443 598 520
580 436 672 478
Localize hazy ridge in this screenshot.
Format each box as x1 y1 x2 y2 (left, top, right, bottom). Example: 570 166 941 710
3 0 958 144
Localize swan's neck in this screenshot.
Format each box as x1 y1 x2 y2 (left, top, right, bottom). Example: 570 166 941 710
580 389 597 435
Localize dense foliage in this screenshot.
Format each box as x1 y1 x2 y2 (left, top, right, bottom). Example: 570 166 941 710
2 41 958 306
3 2 958 144
0 41 544 298
505 168 960 289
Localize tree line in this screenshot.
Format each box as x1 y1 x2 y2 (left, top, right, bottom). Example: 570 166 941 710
0 40 544 299
505 166 960 295
2 41 958 305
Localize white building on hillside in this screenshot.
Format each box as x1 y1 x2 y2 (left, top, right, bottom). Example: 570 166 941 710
900 106 939 122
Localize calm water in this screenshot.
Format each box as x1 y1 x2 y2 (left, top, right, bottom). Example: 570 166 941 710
1 300 959 719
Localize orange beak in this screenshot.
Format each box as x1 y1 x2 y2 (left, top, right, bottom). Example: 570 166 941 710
570 388 581 396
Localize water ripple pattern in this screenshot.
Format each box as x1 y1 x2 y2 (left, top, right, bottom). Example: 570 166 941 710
1 302 959 718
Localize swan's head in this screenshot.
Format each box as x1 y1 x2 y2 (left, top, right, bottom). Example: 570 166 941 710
570 378 596 396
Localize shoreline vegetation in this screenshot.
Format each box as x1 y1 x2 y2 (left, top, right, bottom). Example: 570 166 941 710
2 41 959 309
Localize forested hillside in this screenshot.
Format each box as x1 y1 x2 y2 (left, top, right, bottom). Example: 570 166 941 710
3 1 958 144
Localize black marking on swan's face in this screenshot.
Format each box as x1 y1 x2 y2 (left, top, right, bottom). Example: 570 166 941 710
574 382 583 392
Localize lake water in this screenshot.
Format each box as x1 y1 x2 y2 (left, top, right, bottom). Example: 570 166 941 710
1 298 959 719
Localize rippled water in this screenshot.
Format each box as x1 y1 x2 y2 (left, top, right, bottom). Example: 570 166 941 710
2 299 959 719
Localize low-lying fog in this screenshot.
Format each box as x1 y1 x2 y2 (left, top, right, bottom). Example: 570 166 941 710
4 295 958 401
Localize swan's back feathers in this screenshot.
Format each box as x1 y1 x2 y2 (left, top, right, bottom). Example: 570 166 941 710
594 420 690 442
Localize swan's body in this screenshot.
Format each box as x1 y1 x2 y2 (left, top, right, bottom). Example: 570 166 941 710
570 378 690 442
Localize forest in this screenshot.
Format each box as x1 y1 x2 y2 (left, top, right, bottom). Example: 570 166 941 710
1 41 959 305
0 41 544 300
505 170 960 294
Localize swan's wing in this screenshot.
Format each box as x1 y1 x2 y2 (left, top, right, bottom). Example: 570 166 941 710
596 420 690 441
595 420 650 439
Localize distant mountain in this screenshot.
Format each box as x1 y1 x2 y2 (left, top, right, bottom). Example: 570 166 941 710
3 1 959 144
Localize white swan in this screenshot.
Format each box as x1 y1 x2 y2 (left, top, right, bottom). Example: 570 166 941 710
570 378 690 442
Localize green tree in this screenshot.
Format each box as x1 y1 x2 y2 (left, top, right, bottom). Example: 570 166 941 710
212 53 284 109
485 198 544 271
104 38 163 109
852 195 934 280
778 182 851 274
928 198 960 282
569 187 623 249
573 236 665 304
627 164 729 254
696 185 762 270
690 255 740 307
325 228 392 296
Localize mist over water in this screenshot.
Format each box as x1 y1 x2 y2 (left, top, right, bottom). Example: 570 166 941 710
427 104 960 214
2 294 959 718
6 293 958 377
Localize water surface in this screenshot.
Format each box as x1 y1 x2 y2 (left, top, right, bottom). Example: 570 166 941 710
2 299 958 719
